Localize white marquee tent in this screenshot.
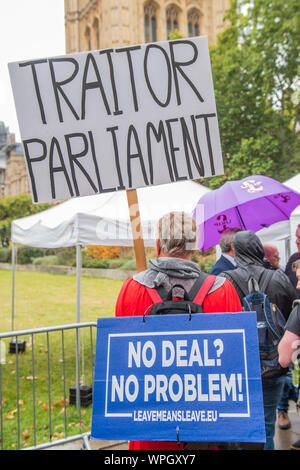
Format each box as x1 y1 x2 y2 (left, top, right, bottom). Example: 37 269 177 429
10 180 210 326
11 181 210 249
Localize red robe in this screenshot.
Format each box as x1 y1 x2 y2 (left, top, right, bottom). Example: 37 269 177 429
115 276 242 451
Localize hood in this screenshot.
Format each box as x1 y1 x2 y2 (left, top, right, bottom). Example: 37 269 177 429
234 230 265 267
133 257 202 289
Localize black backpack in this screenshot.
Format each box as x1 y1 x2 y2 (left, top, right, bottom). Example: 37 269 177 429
143 273 216 320
226 269 288 379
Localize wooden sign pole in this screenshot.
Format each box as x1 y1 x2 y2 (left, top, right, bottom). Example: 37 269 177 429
126 189 147 273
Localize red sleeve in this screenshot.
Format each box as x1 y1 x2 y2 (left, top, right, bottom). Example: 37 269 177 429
116 277 242 317
203 279 242 313
115 277 154 317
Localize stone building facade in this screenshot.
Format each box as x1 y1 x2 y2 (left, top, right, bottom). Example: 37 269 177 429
4 143 29 198
0 121 8 198
64 0 230 53
0 152 6 199
0 121 27 199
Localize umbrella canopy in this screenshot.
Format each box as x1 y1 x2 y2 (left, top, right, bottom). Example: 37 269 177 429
193 175 300 251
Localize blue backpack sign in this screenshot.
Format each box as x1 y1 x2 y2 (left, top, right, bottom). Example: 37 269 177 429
91 312 265 445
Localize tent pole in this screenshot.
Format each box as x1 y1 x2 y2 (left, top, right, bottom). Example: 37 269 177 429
285 237 291 263
76 244 82 407
76 244 81 324
126 189 147 273
11 242 16 332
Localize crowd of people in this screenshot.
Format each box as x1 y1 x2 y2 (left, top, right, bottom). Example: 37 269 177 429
114 212 300 451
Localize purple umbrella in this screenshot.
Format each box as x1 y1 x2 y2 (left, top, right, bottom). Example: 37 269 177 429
193 175 300 250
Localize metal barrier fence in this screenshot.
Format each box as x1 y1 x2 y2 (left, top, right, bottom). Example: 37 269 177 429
0 322 97 450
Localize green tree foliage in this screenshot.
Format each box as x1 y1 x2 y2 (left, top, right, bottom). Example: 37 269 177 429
208 0 300 188
0 193 51 240
169 29 184 40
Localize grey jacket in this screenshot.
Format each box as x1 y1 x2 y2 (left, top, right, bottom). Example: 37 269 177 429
134 257 225 298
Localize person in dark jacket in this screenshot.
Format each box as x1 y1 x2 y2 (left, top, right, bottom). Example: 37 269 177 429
220 230 296 321
219 230 297 450
210 228 242 276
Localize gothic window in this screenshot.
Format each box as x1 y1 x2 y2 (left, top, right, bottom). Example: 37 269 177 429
166 5 179 38
85 25 91 51
144 2 157 42
188 10 200 37
93 17 100 49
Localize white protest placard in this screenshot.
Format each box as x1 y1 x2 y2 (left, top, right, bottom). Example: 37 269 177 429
9 37 224 203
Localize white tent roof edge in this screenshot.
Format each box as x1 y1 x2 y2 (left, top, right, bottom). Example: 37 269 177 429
257 174 300 268
11 180 210 248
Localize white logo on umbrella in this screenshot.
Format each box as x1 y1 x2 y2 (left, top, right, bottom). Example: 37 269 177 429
240 180 263 193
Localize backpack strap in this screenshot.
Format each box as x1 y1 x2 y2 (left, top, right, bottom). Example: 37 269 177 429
264 304 282 341
256 270 282 341
165 284 190 301
227 269 273 297
293 299 300 309
188 272 209 300
145 273 216 308
247 269 272 293
223 270 248 299
248 277 260 294
258 269 274 293
145 285 168 304
189 274 216 307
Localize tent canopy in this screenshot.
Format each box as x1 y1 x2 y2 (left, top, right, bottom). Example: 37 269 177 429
257 174 300 267
12 181 210 248
283 174 300 220
257 174 300 241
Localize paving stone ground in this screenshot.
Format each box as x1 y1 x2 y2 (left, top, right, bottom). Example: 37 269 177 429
47 401 300 450
45 439 129 451
274 401 300 451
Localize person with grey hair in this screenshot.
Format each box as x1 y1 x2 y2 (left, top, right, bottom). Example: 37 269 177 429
115 211 242 451
263 244 280 270
210 228 242 275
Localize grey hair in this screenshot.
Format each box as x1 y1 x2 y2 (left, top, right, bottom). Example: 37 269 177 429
156 212 198 256
219 228 242 253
